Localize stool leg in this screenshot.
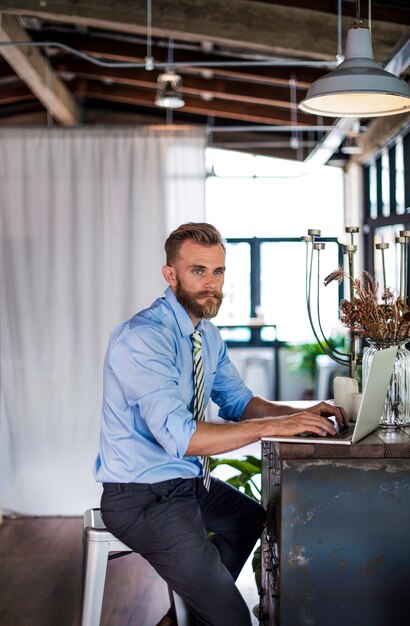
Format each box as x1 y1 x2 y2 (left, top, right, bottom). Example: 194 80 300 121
168 587 196 626
265 366 273 400
79 537 110 626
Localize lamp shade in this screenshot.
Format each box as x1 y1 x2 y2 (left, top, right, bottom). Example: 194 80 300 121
155 71 185 109
299 25 410 117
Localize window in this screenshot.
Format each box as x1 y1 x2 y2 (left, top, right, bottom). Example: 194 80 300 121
364 127 410 297
206 150 344 239
260 240 340 342
396 136 405 215
374 225 404 293
369 159 378 219
206 148 345 345
217 242 252 342
381 148 390 217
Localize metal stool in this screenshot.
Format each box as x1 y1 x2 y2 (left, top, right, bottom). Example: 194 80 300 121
316 354 349 399
79 508 194 626
242 352 274 399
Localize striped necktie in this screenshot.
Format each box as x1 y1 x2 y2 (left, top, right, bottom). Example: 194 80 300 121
191 330 211 490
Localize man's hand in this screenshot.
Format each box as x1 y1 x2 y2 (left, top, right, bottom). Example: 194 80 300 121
241 396 348 431
307 401 349 428
260 410 339 438
259 401 349 439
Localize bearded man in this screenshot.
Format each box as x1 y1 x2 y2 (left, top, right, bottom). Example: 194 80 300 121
94 222 345 626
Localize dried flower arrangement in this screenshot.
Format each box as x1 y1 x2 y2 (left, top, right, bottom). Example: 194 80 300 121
324 267 410 342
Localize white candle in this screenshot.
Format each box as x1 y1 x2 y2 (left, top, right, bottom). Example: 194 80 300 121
333 376 359 421
350 392 363 422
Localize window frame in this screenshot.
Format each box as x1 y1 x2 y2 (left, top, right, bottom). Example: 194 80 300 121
221 236 343 348
363 125 410 294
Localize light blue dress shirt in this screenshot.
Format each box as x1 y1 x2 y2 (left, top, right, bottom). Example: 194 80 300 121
93 287 253 484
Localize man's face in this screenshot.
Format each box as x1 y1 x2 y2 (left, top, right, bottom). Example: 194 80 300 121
163 240 225 323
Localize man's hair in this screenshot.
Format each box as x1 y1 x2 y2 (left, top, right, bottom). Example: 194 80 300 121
165 222 226 265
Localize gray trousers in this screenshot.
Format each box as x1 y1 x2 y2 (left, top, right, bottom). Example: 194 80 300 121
101 476 266 626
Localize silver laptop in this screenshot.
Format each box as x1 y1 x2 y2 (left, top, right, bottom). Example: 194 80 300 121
264 345 398 445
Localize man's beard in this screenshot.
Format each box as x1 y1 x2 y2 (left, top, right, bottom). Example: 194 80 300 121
175 280 223 320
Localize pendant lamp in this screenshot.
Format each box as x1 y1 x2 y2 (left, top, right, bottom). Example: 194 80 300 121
299 23 410 117
155 70 185 109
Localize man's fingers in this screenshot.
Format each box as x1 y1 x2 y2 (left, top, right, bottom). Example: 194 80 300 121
327 404 348 427
312 401 349 427
296 413 337 436
270 411 339 437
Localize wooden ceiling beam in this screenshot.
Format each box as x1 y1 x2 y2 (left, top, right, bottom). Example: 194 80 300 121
84 107 173 126
252 1 410 26
72 78 312 126
180 65 320 90
2 0 407 61
32 30 323 90
0 107 46 124
0 13 79 124
56 60 308 110
0 58 18 80
352 110 410 166
0 79 32 103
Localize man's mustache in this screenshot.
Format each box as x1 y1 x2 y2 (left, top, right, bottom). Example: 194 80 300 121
195 290 224 300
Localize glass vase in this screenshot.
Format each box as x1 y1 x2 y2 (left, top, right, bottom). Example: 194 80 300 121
362 339 410 428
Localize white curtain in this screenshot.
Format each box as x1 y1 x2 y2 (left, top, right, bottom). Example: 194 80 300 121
0 126 206 515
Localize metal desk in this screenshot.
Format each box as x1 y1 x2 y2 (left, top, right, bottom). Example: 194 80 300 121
260 426 410 626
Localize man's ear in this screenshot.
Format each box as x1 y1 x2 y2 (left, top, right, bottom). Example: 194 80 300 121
162 264 177 287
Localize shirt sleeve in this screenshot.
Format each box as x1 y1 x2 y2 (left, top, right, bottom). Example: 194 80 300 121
209 331 254 421
108 325 196 459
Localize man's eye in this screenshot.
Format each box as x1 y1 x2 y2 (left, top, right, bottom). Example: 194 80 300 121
193 268 204 275
215 269 225 276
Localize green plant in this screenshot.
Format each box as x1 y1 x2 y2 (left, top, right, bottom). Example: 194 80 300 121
209 454 261 500
289 342 326 386
289 336 346 387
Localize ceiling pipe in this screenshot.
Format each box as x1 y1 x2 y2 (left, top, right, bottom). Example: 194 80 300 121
0 40 339 70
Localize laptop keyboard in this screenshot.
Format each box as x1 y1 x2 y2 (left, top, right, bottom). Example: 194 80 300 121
301 424 354 439
334 424 355 439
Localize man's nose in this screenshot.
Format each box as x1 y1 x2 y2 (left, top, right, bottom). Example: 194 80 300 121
203 274 216 289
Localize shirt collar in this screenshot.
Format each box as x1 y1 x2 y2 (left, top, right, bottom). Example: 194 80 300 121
165 286 207 337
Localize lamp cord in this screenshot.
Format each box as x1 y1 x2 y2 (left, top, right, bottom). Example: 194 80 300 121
147 0 152 61
356 0 360 21
337 0 342 59
145 0 154 70
289 75 298 148
167 36 174 69
368 0 372 35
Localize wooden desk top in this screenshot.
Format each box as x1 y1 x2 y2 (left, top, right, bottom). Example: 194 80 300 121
261 401 410 459
262 426 410 459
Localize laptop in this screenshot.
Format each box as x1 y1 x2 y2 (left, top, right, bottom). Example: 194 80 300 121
264 345 398 445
